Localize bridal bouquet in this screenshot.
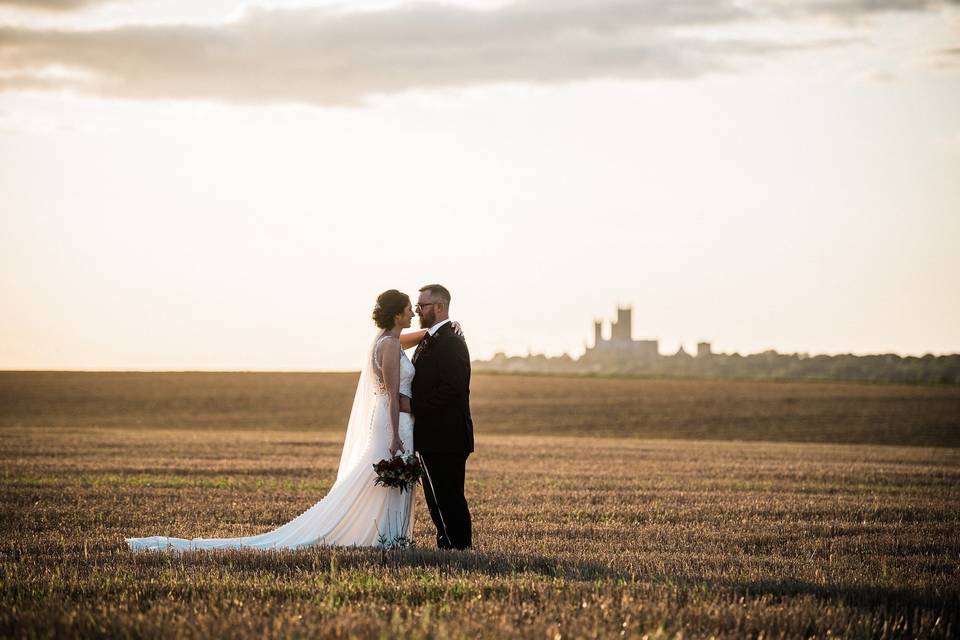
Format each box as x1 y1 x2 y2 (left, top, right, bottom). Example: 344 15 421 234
373 454 423 493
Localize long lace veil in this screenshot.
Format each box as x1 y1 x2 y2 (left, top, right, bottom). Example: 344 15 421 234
333 334 382 485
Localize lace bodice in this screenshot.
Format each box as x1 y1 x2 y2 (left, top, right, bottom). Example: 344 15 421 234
372 335 415 397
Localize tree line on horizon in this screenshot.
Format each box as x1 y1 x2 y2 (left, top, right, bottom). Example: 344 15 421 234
474 349 960 385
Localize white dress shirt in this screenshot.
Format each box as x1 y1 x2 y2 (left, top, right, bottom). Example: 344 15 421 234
427 318 451 337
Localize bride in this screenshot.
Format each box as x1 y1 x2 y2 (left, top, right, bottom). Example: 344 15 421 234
126 289 432 551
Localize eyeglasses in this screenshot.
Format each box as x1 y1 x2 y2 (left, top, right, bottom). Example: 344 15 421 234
415 302 437 311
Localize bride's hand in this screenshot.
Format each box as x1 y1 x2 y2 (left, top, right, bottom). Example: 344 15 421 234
451 320 465 338
389 434 404 457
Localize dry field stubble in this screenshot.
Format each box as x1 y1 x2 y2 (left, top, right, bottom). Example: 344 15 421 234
1 372 959 638
2 371 958 446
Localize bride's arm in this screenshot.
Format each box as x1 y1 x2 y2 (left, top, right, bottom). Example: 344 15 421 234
399 322 465 350
399 330 427 350
378 336 404 455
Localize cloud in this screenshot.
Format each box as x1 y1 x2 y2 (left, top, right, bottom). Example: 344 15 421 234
930 45 960 69
0 0 950 105
785 0 957 15
0 0 112 10
747 0 960 23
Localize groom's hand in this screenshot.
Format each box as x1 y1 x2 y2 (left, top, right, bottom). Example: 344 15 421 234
399 395 412 414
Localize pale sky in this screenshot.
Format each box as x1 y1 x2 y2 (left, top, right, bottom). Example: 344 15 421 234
1 0 959 370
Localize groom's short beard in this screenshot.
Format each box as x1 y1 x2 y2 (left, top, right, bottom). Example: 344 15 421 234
419 311 434 329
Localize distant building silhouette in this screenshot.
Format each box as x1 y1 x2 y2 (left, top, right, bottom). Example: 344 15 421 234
587 306 658 358
474 305 960 384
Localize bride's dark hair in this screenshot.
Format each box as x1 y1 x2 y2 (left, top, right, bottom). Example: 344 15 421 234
372 289 410 329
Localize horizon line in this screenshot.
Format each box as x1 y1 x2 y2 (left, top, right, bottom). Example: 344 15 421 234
3 345 959 374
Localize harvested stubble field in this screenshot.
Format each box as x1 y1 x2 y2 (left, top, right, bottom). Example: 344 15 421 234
1 372 959 638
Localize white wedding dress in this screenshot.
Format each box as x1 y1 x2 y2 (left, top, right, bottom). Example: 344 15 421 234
126 335 415 551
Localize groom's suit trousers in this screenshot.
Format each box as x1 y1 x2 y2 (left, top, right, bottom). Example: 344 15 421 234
419 451 471 550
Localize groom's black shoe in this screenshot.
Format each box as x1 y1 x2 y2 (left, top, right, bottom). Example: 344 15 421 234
437 536 470 551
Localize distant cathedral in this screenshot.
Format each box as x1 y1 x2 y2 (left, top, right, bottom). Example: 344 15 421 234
475 305 958 384
586 306 712 359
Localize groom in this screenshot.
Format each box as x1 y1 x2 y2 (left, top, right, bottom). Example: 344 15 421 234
411 284 474 550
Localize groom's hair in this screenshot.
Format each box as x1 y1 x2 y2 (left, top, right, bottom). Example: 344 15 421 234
419 284 451 306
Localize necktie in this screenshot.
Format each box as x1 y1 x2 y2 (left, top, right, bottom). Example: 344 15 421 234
413 333 430 363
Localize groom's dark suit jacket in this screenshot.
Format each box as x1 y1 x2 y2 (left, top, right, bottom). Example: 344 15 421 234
411 322 474 454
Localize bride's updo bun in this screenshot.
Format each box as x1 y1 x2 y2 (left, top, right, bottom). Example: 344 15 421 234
372 289 410 329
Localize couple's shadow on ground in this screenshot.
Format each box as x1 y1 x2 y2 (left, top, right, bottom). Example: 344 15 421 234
128 543 617 580
128 544 956 613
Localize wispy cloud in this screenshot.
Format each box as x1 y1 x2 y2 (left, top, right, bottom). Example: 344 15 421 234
0 0 952 105
766 0 958 19
923 44 960 70
0 0 111 10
